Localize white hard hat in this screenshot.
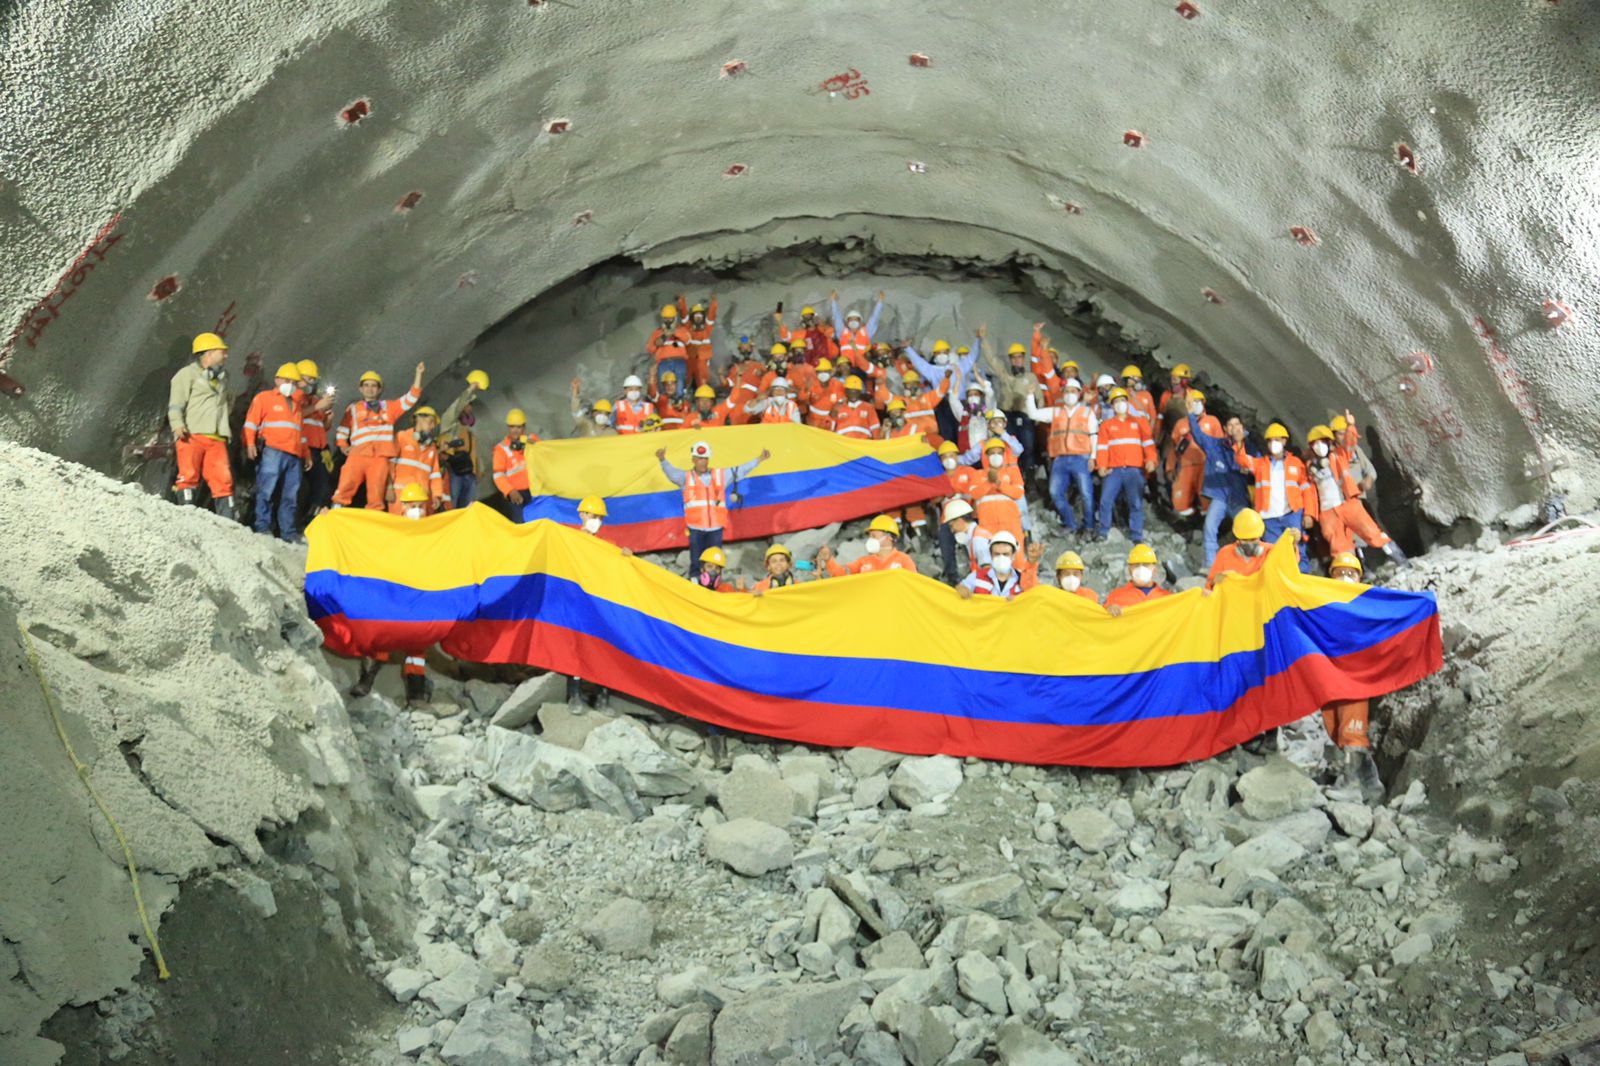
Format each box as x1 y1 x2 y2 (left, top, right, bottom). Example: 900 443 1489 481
771 377 790 391
1096 374 1116 388
1062 377 1082 390
691 440 712 459
966 381 985 394
846 309 862 321
622 374 644 389
941 499 975 523
989 531 1019 550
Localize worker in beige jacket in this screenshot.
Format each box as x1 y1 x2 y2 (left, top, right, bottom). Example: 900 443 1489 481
168 331 237 518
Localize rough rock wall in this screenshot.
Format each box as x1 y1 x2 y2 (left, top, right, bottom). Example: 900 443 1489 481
1 2 1596 523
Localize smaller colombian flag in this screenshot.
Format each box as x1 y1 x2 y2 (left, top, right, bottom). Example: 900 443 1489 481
304 509 1443 769
517 423 947 552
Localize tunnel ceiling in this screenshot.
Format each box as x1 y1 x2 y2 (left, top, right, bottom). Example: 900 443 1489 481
1 0 1597 524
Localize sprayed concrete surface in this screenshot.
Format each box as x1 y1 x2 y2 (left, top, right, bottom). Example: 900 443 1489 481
2 2 1598 525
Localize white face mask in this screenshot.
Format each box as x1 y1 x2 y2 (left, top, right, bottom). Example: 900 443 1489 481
867 535 888 555
1064 392 1080 406
404 507 424 521
942 458 957 471
988 453 1004 468
595 413 611 426
582 517 602 534
625 389 641 402
1313 442 1330 457
1269 440 1285 456
934 354 951 366
1113 400 1128 416
1131 565 1155 587
1188 401 1203 415
817 372 831 383
991 553 1014 576
953 528 972 546
278 382 295 396
1059 573 1081 591
1338 572 1360 583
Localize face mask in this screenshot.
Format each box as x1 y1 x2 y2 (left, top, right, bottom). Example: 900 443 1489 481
866 535 884 555
1059 573 1081 591
459 408 475 427
1338 572 1360 583
988 453 1004 468
1064 393 1080 406
934 354 951 366
300 379 316 393
595 413 611 426
404 507 424 521
582 517 602 534
1113 401 1128 416
698 570 720 588
278 382 295 396
942 458 957 471
1238 541 1262 557
953 528 971 546
817 372 830 383
1132 565 1155 587
1313 442 1329 457
417 429 436 444
625 389 641 402
1269 441 1285 456
1188 402 1203 415
991 554 1014 576
206 366 225 381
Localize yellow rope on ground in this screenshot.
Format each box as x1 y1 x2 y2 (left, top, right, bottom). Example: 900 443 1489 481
18 620 171 980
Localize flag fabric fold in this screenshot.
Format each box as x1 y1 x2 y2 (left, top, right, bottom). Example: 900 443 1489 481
304 507 1442 768
518 424 947 551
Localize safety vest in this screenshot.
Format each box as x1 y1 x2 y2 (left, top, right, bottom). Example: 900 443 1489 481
760 399 800 424
656 397 689 429
682 468 730 531
1237 449 1310 516
970 566 1023 600
904 385 944 429
1095 415 1154 471
966 524 995 571
393 430 444 497
837 326 870 365
682 323 714 365
338 388 419 457
1047 403 1096 457
614 398 655 434
807 380 844 426
832 401 878 437
493 436 532 493
243 389 307 458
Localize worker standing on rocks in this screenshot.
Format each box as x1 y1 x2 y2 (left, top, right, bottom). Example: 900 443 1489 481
1121 364 1159 429
652 370 687 429
647 304 691 384
806 359 845 427
745 377 803 424
817 515 918 576
1094 387 1157 542
295 359 338 521
566 495 625 710
242 362 319 542
684 385 737 430
1182 407 1252 570
656 441 770 580
570 378 617 437
830 291 886 370
1053 550 1101 603
390 407 448 515
1323 550 1385 800
332 361 425 510
492 409 537 521
676 295 717 388
1105 544 1172 615
1168 389 1222 519
1303 424 1409 569
973 439 1027 545
168 331 238 518
613 375 655 434
1231 421 1311 572
349 482 436 706
694 546 744 593
829 375 881 439
1024 376 1098 536
439 390 484 510
984 338 1041 477
776 304 837 364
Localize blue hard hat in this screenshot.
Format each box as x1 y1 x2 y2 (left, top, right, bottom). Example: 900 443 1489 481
739 335 750 344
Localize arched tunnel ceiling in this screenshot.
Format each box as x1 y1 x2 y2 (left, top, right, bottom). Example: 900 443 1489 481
1 0 1597 524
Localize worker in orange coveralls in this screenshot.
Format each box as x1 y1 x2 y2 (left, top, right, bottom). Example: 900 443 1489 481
348 483 436 707
1205 508 1273 589
1104 543 1172 615
388 406 448 515
1323 550 1385 802
332 361 425 509
816 515 918 576
1303 424 1410 568
676 294 717 388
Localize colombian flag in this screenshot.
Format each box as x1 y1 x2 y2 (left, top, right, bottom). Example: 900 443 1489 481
518 424 947 552
304 508 1442 768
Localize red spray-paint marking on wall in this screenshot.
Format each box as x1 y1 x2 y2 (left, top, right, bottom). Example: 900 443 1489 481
1122 130 1146 148
339 99 371 126
395 191 424 214
148 276 181 301
214 301 238 337
2 212 124 362
721 60 747 78
1394 142 1419 174
819 69 870 99
1061 201 1084 215
722 164 748 178
1176 2 1201 19
572 210 593 226
1542 299 1571 327
544 119 571 134
1289 226 1319 247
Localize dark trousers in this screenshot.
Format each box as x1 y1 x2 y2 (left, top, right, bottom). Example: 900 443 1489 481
1005 411 1037 474
688 527 724 579
299 446 335 523
937 520 959 581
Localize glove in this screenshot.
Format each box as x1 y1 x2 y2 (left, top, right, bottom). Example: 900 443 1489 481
322 450 335 473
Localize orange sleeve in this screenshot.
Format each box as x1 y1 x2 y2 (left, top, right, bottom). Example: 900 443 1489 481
677 295 689 320
242 393 265 449
823 557 848 578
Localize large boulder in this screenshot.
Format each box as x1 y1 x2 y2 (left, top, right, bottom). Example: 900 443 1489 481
1235 759 1319 820
439 999 535 1066
933 874 1034 920
710 980 863 1065
705 818 794 877
489 672 568 729
582 716 696 796
717 758 796 827
419 958 496 1018
485 726 642 820
996 1021 1083 1065
1153 905 1261 946
582 898 655 958
888 756 964 807
1060 808 1124 853
1215 832 1307 879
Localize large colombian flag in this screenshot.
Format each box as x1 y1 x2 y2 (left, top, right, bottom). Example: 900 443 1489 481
517 424 947 552
305 507 1441 767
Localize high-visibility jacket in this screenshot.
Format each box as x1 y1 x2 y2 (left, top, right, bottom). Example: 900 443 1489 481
758 398 802 424
654 394 690 429
1206 543 1267 588
337 386 421 457
824 550 917 577
1130 389 1158 429
243 388 308 458
725 360 765 426
684 398 736 430
807 379 845 427
167 362 234 439
681 468 732 531
1095 415 1157 473
613 398 655 434
903 379 951 432
1029 327 1059 386
1044 402 1097 457
1303 452 1362 519
1067 584 1101 604
648 325 691 363
965 523 996 570
780 323 837 364
946 465 982 505
969 565 1024 599
1170 413 1223 471
1234 447 1310 516
676 297 717 367
973 467 1025 541
493 434 537 494
303 398 332 450
1105 583 1173 609
881 420 919 440
836 326 871 367
831 400 879 438
393 429 446 501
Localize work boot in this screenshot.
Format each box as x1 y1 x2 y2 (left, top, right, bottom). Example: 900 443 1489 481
213 496 235 521
1383 541 1410 569
593 687 611 712
1351 749 1385 804
404 673 427 708
349 658 381 698
180 488 196 506
566 675 586 712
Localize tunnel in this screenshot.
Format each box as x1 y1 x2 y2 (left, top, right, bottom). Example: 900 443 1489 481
3 3 1600 1065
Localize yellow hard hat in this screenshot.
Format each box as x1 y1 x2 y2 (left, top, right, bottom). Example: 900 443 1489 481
1330 415 1348 432
690 303 706 314
296 359 320 379
578 495 608 517
932 340 952 353
1055 550 1085 572
1187 389 1206 403
467 370 490 391
506 407 527 424
817 358 834 371
274 362 303 381
660 304 678 318
1006 343 1026 356
699 546 727 567
413 406 438 420
886 398 907 412
800 306 816 316
770 343 789 356
1330 550 1364 575
1263 422 1290 441
192 332 228 355
867 515 902 537
398 483 430 503
1232 508 1265 541
902 370 920 384
660 369 678 381
956 345 971 355
765 543 793 560
360 371 383 385
1307 424 1335 444
694 385 716 400
937 441 960 456
874 341 893 353
1108 386 1130 401
592 399 614 414
1121 364 1142 379
983 437 1008 452
1127 543 1159 566
1061 359 1080 371
1172 363 1194 378
844 375 865 391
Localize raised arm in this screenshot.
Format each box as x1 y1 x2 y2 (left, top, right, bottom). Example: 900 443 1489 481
865 292 886 337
